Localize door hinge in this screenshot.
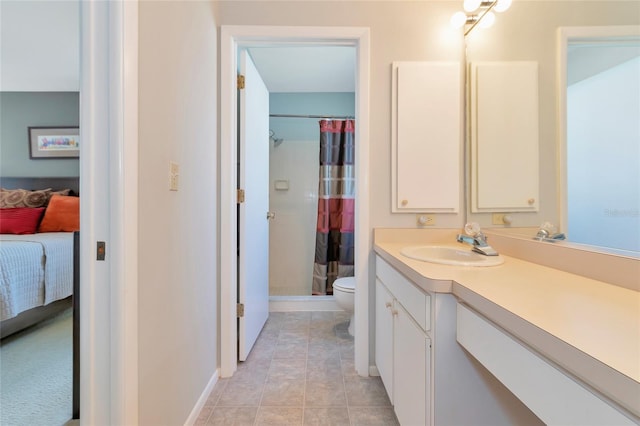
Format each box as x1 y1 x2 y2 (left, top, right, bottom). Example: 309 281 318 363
237 74 245 90
237 303 245 318
237 188 245 204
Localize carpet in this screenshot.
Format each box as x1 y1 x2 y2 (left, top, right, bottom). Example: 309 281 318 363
1 308 72 426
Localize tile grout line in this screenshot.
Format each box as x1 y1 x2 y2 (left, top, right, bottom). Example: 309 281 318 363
333 312 353 426
253 319 281 426
207 378 227 424
302 320 310 426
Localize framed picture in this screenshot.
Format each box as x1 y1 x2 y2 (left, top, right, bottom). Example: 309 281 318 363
28 126 80 159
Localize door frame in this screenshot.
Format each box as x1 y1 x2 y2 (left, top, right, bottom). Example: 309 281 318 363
220 25 371 377
556 25 640 235
80 1 139 424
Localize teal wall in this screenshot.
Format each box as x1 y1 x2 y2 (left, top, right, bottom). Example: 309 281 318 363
0 92 80 177
269 92 355 142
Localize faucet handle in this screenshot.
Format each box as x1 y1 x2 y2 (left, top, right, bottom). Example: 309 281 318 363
539 221 556 234
464 222 482 237
536 222 557 239
535 222 566 241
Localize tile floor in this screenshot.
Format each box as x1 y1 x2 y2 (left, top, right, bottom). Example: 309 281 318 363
195 311 399 425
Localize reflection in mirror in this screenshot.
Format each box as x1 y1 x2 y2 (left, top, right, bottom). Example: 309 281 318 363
464 1 640 257
561 27 639 254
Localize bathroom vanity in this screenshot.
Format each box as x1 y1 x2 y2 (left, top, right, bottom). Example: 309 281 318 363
373 229 640 425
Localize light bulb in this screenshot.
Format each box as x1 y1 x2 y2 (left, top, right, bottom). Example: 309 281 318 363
494 0 512 12
478 11 495 28
463 0 481 13
450 11 468 29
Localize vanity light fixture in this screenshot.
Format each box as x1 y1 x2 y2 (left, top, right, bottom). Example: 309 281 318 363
450 0 511 35
463 0 482 13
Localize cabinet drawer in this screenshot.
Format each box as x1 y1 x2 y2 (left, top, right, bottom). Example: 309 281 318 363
376 256 430 331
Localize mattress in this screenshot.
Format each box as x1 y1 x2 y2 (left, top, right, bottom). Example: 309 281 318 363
0 232 74 321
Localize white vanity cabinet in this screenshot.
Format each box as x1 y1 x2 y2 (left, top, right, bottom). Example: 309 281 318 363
457 303 638 425
375 258 431 426
375 255 543 426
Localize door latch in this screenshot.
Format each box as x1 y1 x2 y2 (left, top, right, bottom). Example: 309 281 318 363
97 241 106 261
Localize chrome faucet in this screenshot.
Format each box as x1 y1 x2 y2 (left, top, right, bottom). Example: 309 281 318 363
534 230 566 241
534 222 566 242
456 223 499 256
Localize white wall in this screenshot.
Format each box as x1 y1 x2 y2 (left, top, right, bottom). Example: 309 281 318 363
0 0 79 91
138 1 218 424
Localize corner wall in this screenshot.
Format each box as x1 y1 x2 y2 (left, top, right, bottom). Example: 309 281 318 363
138 1 218 424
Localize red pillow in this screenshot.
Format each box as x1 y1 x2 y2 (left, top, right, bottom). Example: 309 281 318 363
0 207 45 234
38 194 80 232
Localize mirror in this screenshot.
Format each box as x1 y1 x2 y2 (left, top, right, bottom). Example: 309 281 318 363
464 0 640 256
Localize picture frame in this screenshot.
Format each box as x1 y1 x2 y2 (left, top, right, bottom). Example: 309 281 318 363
28 126 80 159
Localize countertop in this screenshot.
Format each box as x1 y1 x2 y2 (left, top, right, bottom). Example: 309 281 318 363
373 230 640 418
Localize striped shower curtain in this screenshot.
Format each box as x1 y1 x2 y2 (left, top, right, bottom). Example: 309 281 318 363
312 119 355 295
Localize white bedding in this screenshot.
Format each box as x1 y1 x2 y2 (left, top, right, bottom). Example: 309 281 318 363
0 232 74 321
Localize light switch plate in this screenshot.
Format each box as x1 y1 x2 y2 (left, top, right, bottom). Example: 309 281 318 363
169 161 179 191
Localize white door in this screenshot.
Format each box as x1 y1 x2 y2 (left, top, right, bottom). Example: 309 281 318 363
238 50 270 361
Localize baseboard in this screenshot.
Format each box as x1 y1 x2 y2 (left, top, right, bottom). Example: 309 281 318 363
269 295 342 312
184 368 219 426
369 365 380 376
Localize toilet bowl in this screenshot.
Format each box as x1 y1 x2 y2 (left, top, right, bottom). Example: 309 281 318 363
333 276 355 336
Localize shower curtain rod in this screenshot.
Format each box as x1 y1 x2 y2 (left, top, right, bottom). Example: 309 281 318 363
269 113 354 119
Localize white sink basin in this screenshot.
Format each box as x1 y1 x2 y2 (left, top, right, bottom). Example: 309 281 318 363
400 245 505 267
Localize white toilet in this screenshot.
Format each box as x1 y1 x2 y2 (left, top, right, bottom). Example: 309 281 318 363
333 276 355 336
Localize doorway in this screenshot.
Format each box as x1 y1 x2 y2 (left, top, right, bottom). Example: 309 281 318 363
220 25 371 378
249 47 356 298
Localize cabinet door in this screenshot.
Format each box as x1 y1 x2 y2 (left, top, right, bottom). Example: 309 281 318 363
391 61 462 213
394 303 430 426
375 279 394 403
470 62 539 212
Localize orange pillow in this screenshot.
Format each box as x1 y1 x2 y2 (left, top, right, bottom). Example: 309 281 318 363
39 194 80 232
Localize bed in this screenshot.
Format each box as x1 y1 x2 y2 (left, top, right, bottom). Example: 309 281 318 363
0 177 79 339
0 176 81 419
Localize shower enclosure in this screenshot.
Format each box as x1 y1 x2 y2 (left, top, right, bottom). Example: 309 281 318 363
268 93 355 297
